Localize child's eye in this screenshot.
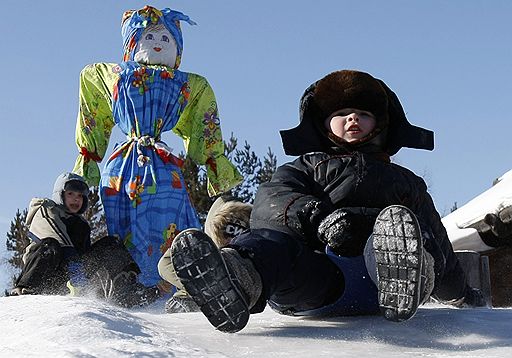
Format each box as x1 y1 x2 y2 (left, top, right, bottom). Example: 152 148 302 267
145 34 154 40
359 111 375 118
161 35 169 42
336 109 352 116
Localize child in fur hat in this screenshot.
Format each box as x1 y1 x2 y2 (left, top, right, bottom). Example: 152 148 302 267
158 195 252 313
169 70 486 333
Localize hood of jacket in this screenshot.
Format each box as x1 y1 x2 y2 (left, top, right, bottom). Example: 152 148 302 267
280 70 434 156
51 172 89 215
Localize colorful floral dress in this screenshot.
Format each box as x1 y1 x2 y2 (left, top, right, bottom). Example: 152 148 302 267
73 61 242 290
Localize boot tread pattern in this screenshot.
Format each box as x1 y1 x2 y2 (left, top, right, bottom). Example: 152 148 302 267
171 229 249 333
372 205 423 322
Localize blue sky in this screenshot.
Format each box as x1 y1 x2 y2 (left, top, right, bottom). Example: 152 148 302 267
1 0 511 243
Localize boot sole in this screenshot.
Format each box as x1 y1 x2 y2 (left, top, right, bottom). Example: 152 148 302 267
171 229 250 333
372 205 423 322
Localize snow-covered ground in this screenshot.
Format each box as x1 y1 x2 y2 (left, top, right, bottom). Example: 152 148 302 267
0 295 510 357
2 174 511 357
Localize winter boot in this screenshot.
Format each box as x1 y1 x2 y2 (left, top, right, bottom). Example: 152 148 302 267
367 205 434 322
171 228 262 333
95 269 161 308
165 288 200 313
115 272 160 308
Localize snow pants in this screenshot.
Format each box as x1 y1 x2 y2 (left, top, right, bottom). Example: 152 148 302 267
16 236 139 295
230 228 379 316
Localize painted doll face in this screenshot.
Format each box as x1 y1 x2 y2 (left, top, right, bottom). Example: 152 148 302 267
325 108 376 143
134 24 178 67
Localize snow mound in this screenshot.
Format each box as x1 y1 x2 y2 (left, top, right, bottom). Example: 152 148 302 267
1 295 511 357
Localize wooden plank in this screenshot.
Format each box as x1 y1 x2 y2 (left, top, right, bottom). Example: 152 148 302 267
481 246 512 307
455 250 492 306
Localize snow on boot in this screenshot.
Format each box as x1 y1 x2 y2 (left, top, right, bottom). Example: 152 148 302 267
113 271 160 308
165 289 200 313
171 228 261 333
371 205 429 322
9 287 34 296
97 269 160 308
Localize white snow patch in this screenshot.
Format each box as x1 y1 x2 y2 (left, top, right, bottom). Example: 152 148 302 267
1 295 511 357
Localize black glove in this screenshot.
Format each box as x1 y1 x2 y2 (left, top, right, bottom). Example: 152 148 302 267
317 207 381 256
297 200 332 243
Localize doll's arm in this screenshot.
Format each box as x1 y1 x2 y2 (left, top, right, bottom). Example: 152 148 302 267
73 63 119 186
173 73 242 196
414 180 468 302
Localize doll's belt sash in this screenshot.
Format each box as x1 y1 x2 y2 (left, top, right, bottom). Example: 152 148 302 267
108 135 184 168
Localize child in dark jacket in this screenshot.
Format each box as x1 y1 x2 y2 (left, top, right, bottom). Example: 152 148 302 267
11 172 160 308
169 70 486 333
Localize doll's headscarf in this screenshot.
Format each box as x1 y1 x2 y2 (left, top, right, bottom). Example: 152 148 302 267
121 6 196 69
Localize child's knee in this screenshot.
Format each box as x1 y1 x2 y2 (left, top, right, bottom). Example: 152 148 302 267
158 248 183 289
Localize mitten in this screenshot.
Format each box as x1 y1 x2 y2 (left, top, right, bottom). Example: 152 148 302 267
297 200 332 241
318 207 381 256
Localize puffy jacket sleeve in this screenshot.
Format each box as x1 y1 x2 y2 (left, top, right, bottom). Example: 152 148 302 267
251 153 333 238
172 73 242 196
412 179 467 301
73 63 119 186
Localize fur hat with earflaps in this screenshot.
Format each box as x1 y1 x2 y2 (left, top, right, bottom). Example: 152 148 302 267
280 69 434 156
314 70 389 148
204 195 253 248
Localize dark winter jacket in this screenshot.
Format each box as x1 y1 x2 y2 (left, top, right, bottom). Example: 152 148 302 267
251 151 467 302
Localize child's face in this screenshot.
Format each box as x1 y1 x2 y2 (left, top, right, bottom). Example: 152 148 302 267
325 108 376 143
134 24 178 67
64 190 84 214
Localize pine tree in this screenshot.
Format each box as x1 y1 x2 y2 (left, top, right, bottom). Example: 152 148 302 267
257 147 277 186
230 140 261 203
5 209 29 286
181 132 277 220
450 202 458 213
181 155 214 223
82 186 108 243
